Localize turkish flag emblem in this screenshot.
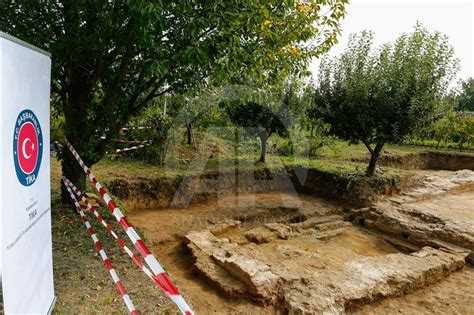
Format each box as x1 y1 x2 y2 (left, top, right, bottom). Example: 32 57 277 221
13 109 43 186
17 122 39 175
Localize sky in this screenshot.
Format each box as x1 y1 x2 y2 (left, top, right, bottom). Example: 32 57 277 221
309 0 474 82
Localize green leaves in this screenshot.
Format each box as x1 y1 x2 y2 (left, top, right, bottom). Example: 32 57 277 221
455 78 474 111
432 109 474 151
0 0 347 167
313 24 459 173
315 24 459 145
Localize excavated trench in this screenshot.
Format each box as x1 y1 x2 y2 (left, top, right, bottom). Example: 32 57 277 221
120 154 474 314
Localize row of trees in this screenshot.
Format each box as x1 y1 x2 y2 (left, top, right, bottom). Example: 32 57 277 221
208 24 467 176
1 0 349 199
455 78 474 111
115 24 472 176
122 81 300 164
431 110 474 151
3 3 471 189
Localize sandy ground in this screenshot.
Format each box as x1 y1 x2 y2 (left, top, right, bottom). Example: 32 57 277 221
128 192 334 314
352 267 474 315
127 189 474 314
410 191 474 227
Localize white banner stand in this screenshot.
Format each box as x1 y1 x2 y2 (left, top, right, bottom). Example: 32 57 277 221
0 32 56 314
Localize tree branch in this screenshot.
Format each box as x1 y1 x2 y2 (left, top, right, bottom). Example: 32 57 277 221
362 140 374 155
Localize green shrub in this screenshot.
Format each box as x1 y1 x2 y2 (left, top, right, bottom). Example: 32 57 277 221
276 138 294 156
116 102 172 165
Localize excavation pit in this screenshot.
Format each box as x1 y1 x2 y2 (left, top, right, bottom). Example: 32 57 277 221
184 213 467 313
125 185 472 314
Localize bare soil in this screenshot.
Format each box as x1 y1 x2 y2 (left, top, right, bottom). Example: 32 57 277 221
49 154 474 314
351 170 474 253
127 192 337 314
352 267 474 315
410 191 474 225
126 178 474 314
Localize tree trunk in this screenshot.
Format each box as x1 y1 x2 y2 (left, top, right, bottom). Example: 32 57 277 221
186 123 193 145
234 128 240 190
61 140 87 203
258 134 267 163
459 138 464 152
61 68 92 202
366 141 385 177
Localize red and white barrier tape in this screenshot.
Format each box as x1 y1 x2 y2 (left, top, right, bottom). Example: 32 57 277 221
64 178 163 288
116 142 152 154
62 177 138 315
65 140 193 315
115 139 152 144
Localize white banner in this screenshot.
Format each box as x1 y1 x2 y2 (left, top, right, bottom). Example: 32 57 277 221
1 32 55 314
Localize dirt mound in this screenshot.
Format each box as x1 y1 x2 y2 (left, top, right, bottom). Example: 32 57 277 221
108 168 296 211
352 266 474 315
289 166 421 207
109 165 422 212
352 152 474 171
390 169 474 203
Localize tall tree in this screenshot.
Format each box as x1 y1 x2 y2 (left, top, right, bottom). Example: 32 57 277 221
1 0 347 197
315 24 459 176
226 100 290 163
456 78 474 111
